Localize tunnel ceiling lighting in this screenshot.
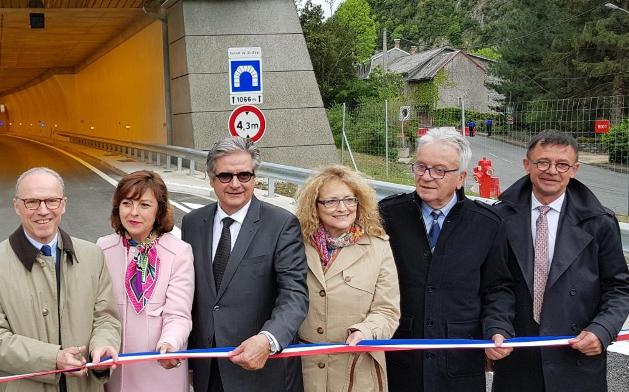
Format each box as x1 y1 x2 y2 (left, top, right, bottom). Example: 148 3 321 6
29 13 45 29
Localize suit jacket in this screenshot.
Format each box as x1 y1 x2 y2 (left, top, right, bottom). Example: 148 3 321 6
97 233 194 392
181 196 309 392
299 235 400 392
379 189 514 392
492 176 629 392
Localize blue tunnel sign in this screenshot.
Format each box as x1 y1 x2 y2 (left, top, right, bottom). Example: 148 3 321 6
228 47 263 105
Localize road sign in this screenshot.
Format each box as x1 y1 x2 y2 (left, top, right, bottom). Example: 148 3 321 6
228 105 266 142
594 119 610 134
229 47 263 106
399 106 411 121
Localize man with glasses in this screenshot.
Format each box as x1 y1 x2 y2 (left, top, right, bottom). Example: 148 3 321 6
182 136 308 392
492 130 629 392
379 128 515 392
0 167 120 392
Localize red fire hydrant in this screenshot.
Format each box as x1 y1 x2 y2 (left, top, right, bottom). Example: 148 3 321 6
473 157 501 199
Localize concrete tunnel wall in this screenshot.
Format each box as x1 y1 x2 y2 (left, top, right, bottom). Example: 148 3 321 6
1 21 167 144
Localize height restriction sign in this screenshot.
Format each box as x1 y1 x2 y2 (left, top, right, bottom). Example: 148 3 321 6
228 105 267 142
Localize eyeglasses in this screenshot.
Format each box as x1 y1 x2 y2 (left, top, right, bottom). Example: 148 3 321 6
215 171 255 183
529 160 574 173
17 198 64 210
412 163 459 179
317 197 359 208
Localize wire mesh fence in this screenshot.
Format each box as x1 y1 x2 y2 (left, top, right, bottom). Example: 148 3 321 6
326 95 629 215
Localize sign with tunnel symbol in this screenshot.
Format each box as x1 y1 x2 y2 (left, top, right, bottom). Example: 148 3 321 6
228 105 267 142
229 47 263 106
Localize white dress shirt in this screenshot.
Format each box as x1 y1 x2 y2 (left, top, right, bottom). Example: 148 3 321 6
531 192 565 266
211 200 251 262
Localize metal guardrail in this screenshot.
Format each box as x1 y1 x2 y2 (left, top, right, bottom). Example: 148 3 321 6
55 132 628 253
55 131 414 200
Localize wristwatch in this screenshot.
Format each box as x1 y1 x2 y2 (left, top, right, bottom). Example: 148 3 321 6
259 331 279 354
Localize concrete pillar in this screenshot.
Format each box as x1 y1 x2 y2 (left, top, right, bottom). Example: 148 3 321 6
166 0 337 168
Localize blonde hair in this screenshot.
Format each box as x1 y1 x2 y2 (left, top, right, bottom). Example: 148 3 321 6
295 165 386 240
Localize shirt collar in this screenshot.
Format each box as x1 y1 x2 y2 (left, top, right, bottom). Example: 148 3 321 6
421 192 458 218
23 229 58 253
216 199 252 225
531 192 565 213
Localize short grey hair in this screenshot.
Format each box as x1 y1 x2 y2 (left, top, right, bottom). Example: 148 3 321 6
15 167 65 197
417 128 472 171
206 136 261 179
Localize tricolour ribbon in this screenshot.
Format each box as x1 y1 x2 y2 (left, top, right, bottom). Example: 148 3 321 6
2 330 627 384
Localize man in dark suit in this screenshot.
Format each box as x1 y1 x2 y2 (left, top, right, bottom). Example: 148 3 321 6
379 128 515 392
492 130 629 392
182 136 308 392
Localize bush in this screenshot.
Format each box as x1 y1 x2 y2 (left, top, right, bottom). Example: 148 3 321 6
601 119 629 164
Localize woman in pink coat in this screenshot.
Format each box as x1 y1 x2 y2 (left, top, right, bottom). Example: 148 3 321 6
97 170 194 392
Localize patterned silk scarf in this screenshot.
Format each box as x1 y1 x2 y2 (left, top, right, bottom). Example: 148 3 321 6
310 224 364 271
123 233 160 314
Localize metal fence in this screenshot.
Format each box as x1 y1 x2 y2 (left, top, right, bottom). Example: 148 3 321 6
327 95 629 214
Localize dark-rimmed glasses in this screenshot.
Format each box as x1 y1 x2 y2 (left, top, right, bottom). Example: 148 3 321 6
529 160 574 173
215 171 255 183
317 197 359 208
412 163 459 179
17 197 64 210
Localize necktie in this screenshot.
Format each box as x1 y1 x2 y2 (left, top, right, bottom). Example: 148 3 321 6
428 210 442 251
213 217 235 291
40 245 52 257
533 205 551 323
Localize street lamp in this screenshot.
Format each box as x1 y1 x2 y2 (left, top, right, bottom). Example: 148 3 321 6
605 2 629 14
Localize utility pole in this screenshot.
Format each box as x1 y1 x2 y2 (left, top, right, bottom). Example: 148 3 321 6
382 28 387 72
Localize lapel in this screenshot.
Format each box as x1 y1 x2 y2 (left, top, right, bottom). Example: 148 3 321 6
546 197 592 290
216 197 261 300
324 236 370 281
199 204 218 297
507 207 535 296
305 244 326 288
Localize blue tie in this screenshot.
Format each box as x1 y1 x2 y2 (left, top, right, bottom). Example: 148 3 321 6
40 245 52 257
428 210 442 250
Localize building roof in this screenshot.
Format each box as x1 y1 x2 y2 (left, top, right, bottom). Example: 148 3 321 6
361 46 495 82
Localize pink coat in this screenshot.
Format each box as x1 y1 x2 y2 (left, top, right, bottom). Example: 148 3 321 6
97 233 194 392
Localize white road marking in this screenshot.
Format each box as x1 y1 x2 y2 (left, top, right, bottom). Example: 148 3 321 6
608 341 629 356
11 136 189 233
182 202 206 210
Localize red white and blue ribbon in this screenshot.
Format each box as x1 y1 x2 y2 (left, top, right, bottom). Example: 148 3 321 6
2 330 627 384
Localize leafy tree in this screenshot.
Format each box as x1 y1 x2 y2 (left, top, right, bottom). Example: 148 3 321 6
333 0 379 63
299 1 357 105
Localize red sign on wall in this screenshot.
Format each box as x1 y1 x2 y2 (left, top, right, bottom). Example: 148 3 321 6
594 120 610 134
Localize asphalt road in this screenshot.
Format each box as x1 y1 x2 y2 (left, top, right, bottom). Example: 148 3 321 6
468 135 629 215
1 136 628 391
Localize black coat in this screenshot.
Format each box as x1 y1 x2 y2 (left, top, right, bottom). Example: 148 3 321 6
379 189 514 392
492 176 629 392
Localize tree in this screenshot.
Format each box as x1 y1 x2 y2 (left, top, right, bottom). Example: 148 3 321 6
299 1 357 105
332 0 378 63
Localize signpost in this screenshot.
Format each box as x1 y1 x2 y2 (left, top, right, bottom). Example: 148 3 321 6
228 105 266 142
228 47 263 105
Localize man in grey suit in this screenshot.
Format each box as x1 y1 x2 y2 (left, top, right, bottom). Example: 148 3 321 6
182 136 309 392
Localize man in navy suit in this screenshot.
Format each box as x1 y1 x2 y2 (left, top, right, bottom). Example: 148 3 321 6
182 136 308 392
492 130 629 392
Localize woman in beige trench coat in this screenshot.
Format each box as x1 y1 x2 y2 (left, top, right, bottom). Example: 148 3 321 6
295 165 400 392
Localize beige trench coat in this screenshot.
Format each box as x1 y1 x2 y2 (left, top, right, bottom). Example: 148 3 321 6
299 234 400 392
0 228 121 392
